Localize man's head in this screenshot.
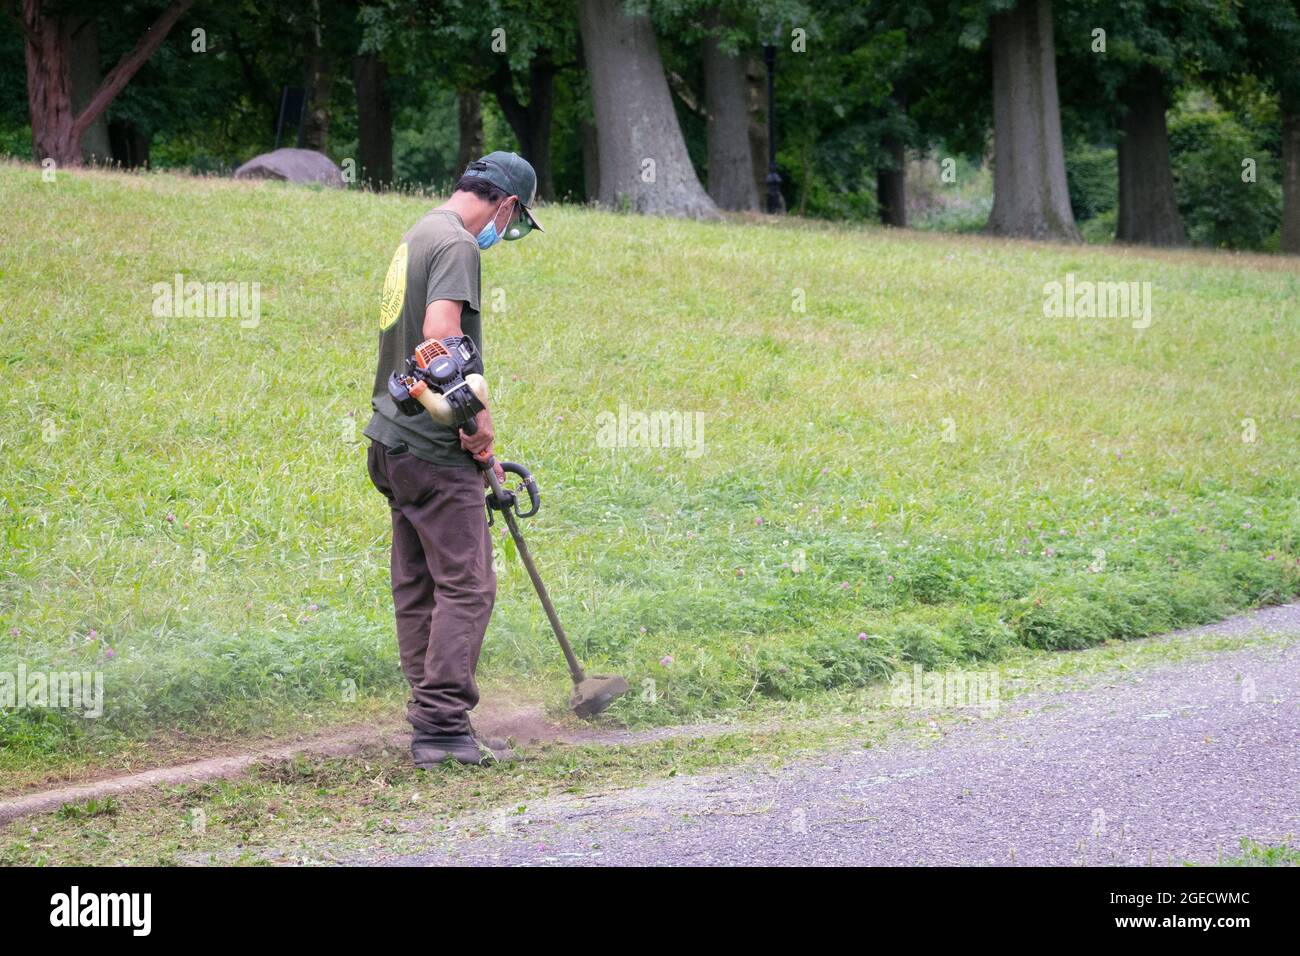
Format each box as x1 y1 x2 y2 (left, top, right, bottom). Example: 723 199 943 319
454 151 544 249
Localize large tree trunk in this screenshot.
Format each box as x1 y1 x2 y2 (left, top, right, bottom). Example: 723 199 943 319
1115 73 1187 246
353 52 392 188
702 16 758 211
21 0 192 166
491 54 556 199
24 2 77 165
1282 107 1299 255
986 0 1079 241
69 20 110 163
456 90 484 174
578 0 718 218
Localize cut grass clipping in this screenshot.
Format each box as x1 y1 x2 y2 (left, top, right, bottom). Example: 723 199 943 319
1 162 1299 768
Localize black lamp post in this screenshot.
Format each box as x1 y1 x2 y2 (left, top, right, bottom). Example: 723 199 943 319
762 26 782 214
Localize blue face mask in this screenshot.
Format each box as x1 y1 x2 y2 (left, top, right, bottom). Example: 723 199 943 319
476 219 500 250
476 201 511 250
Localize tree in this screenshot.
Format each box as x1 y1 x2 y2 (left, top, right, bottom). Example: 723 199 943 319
394 0 577 199
1236 0 1300 254
579 0 718 217
299 0 332 152
701 8 757 211
13 0 193 166
490 49 559 198
353 51 392 187
68 19 109 162
1058 0 1245 246
985 0 1079 240
456 89 484 172
1114 68 1185 245
1288 110 1300 253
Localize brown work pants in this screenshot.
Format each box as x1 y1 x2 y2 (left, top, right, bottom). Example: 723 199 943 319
367 440 495 735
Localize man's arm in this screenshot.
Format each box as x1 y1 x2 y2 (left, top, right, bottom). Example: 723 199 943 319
422 297 465 340
422 298 495 458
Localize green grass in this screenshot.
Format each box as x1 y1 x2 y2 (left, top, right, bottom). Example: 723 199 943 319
1205 839 1300 867
2 624 1288 866
1 160 1299 770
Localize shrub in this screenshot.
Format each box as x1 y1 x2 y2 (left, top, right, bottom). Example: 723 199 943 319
1169 110 1282 250
1065 141 1117 223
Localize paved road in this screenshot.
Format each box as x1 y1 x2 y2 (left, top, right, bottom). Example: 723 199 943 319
366 609 1300 866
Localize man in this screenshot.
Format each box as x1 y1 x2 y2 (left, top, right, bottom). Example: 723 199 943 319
364 151 544 767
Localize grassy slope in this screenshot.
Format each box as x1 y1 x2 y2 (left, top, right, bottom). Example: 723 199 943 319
1 162 1299 766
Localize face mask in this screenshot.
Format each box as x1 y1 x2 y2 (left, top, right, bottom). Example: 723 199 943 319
476 219 500 250
476 200 513 250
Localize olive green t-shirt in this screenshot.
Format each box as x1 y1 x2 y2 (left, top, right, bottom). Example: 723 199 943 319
364 209 483 466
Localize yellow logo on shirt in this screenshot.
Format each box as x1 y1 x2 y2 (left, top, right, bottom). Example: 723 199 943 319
379 242 408 330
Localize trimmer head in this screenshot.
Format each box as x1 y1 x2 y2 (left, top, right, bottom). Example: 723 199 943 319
570 674 630 718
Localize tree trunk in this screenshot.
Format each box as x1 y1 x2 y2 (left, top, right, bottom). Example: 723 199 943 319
69 20 110 164
702 16 758 211
986 0 1079 241
456 90 484 174
353 52 392 188
22 0 193 166
108 118 149 168
1281 108 1299 255
877 136 907 227
1115 73 1187 246
581 116 600 201
746 57 769 206
301 55 331 151
577 36 599 201
577 0 719 218
23 0 77 164
491 54 556 200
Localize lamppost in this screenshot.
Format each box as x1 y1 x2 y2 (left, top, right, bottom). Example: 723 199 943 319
762 24 782 214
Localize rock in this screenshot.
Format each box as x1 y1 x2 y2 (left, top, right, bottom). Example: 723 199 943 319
233 148 344 188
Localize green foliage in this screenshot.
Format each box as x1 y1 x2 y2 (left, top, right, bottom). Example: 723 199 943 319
1170 108 1283 250
57 797 119 820
1065 141 1117 223
769 4 906 218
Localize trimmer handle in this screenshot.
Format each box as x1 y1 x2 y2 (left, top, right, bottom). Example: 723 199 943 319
475 453 541 520
499 461 540 518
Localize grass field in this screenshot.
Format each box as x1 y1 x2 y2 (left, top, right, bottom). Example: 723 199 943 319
1 161 1298 772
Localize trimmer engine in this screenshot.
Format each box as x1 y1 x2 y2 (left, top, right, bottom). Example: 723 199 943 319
388 336 488 433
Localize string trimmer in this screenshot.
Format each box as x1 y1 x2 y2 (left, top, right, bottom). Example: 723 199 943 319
389 337 629 718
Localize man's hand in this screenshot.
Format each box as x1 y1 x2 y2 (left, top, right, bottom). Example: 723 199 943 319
460 407 495 456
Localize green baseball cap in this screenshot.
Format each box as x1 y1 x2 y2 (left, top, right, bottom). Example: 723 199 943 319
462 150 544 238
